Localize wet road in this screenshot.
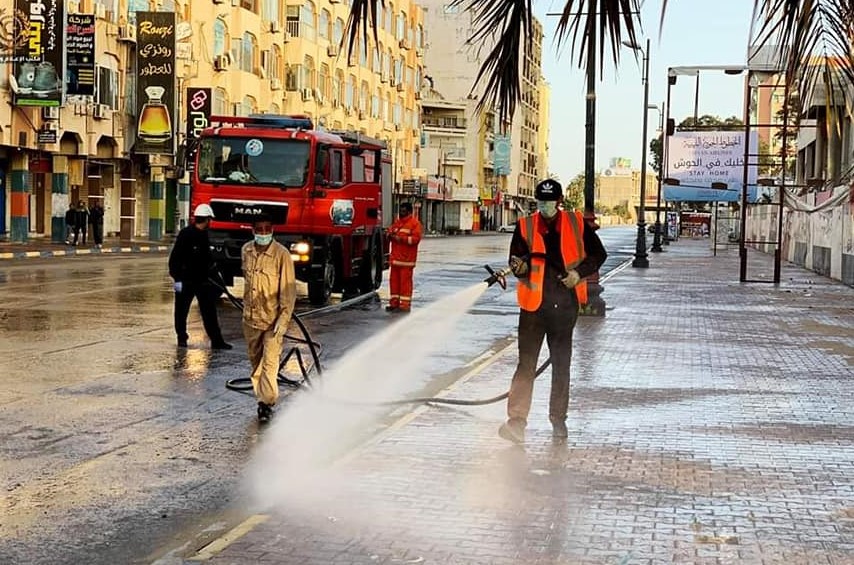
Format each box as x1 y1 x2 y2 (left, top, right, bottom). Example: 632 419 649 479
0 227 636 565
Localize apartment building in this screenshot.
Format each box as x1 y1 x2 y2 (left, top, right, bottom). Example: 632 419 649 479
0 0 424 242
419 0 547 229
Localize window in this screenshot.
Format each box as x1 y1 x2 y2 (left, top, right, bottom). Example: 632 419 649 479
286 5 300 37
213 18 227 57
242 32 257 73
197 137 311 188
373 46 380 73
333 70 343 104
270 45 282 80
300 1 316 41
372 89 380 118
242 95 257 116
213 88 228 115
360 82 369 113
333 18 344 45
302 56 315 89
386 3 394 33
359 38 367 67
394 57 403 84
346 75 356 108
330 150 343 183
393 101 401 125
396 12 405 39
96 66 118 109
318 63 330 99
416 24 423 49
384 50 391 78
319 9 330 39
262 0 278 22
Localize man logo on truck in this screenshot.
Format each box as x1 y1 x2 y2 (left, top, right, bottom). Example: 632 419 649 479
235 206 264 215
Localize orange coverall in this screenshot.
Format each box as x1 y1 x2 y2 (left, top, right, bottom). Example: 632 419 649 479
387 214 423 311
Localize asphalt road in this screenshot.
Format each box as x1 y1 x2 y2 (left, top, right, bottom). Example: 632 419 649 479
0 226 638 565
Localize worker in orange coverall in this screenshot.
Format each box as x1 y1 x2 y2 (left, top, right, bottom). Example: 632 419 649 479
386 202 423 313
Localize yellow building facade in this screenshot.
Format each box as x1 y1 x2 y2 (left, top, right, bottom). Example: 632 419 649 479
1 0 424 242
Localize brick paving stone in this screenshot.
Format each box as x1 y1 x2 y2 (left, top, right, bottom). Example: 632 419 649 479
199 241 854 565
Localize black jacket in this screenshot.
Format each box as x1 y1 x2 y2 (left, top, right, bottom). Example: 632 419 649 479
89 206 104 226
168 225 215 284
65 208 76 226
74 207 89 229
508 212 607 309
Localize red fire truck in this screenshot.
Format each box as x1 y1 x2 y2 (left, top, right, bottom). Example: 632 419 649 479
189 114 392 305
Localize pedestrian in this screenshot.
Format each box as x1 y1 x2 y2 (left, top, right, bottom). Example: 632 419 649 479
64 205 76 245
89 200 105 248
168 203 232 350
499 179 607 444
241 213 296 423
385 201 423 313
72 200 88 245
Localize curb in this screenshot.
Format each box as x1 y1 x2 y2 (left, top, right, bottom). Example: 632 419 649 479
0 245 171 261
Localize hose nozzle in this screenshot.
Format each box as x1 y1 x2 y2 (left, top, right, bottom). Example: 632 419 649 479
483 265 511 290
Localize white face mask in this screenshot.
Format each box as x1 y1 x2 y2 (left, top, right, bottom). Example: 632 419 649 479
537 201 558 218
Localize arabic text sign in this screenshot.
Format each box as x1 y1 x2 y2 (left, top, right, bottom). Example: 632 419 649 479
11 0 65 107
665 131 758 202
66 14 96 97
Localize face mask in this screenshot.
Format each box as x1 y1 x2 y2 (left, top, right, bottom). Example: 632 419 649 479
537 201 558 218
254 233 273 246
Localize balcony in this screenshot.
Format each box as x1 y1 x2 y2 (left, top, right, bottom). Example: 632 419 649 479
443 148 466 163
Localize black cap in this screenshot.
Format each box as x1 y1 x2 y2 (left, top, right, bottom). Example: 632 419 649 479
399 202 413 213
534 179 562 201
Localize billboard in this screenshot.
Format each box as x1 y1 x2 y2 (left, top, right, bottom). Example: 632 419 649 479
665 131 758 202
493 135 511 176
135 12 177 155
9 0 65 107
66 14 95 97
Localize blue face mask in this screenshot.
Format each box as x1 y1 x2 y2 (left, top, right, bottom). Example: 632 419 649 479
254 233 273 246
537 201 558 218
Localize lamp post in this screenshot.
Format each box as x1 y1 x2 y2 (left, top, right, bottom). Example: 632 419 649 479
623 38 652 268
651 102 665 252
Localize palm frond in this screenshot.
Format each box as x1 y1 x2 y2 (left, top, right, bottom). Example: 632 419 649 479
452 0 533 124
751 0 854 116
553 0 641 76
343 0 382 60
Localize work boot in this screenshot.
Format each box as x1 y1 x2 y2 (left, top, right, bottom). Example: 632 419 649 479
211 341 233 350
498 419 525 444
257 402 274 423
551 419 568 439
385 305 398 312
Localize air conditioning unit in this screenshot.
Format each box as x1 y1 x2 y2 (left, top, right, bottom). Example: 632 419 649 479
95 3 106 19
232 103 242 115
67 0 80 14
414 91 422 100
389 76 396 87
118 24 137 43
212 0 224 3
283 32 291 43
394 124 402 131
399 38 410 50
256 66 267 79
301 88 313 101
358 110 366 120
314 89 324 103
231 0 239 6
381 73 389 83
416 46 423 57
329 0 340 3
92 104 109 119
271 78 282 90
270 21 280 33
332 99 340 108
42 106 60 120
396 82 404 92
327 45 339 57
213 54 230 71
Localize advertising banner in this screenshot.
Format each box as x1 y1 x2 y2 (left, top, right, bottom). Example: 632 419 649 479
184 87 211 172
664 131 758 202
66 13 95 97
493 135 511 176
135 12 177 155
9 0 65 107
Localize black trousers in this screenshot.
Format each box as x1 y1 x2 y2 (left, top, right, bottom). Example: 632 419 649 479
507 301 579 426
174 283 225 344
73 225 87 245
92 223 104 245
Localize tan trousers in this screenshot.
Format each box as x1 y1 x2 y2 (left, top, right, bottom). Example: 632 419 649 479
243 324 283 406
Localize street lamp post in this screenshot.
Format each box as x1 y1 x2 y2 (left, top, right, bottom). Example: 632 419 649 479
624 38 652 268
651 103 665 252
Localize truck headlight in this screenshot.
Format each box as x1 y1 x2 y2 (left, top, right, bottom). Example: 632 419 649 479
291 241 311 255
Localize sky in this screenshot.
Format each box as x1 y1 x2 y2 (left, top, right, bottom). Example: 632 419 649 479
534 0 756 181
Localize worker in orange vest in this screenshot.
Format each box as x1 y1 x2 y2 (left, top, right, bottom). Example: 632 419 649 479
386 202 423 313
499 179 607 444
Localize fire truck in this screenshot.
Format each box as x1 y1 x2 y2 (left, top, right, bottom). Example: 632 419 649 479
189 114 392 305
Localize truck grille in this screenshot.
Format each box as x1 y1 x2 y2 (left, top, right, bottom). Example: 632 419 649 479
210 199 289 225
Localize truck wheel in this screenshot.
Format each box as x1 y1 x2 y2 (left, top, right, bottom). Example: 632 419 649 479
359 234 383 293
308 259 334 306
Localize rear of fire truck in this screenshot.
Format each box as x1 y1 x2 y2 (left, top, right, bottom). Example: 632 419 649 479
190 114 392 305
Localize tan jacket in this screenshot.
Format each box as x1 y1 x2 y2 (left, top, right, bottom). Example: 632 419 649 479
241 240 297 331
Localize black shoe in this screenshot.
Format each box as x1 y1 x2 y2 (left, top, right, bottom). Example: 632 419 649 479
177 340 188 348
211 341 233 350
551 420 568 439
257 402 274 423
385 305 399 312
498 421 525 444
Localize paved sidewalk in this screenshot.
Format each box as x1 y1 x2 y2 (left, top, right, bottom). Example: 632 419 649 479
182 240 854 565
0 237 171 260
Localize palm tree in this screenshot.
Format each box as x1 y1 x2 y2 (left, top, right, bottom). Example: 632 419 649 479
344 0 854 129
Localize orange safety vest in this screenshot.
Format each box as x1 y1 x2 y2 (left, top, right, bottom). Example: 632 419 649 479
516 210 588 311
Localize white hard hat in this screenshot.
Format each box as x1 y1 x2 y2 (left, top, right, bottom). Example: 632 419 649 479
193 203 215 218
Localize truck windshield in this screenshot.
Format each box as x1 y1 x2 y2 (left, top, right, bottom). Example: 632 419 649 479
196 137 310 188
